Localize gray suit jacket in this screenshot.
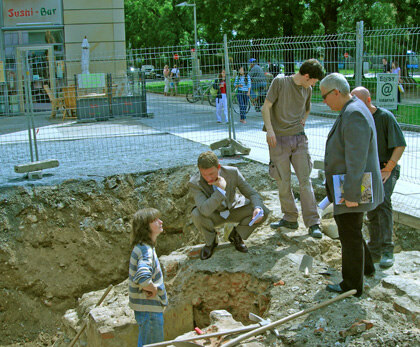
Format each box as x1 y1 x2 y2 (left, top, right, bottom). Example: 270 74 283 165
324 96 384 215
188 165 267 217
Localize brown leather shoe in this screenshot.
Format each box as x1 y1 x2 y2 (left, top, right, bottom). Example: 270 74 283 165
200 240 218 260
228 229 248 253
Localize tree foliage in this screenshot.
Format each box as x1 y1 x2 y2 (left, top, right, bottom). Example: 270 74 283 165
124 0 419 48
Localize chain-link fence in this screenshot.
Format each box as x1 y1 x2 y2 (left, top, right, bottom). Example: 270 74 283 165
0 23 418 190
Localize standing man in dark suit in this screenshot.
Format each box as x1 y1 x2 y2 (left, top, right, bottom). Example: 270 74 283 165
189 151 269 260
351 86 406 268
321 73 384 297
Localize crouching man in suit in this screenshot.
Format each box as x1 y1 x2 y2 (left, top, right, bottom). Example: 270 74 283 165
189 151 270 260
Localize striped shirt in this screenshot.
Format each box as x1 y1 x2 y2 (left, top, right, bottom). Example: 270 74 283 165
234 75 251 92
128 243 168 312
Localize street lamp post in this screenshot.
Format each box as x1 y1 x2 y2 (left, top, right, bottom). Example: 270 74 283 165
176 2 199 92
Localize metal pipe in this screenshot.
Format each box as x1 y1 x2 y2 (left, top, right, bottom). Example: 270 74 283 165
144 323 261 347
224 34 235 140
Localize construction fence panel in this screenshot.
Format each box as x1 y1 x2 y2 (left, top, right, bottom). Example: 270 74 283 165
0 24 418 187
0 43 232 184
226 27 419 185
361 27 419 186
226 32 357 161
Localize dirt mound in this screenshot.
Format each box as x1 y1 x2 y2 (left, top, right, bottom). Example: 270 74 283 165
0 161 418 346
0 161 274 345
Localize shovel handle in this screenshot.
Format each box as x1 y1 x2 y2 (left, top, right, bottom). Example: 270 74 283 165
69 284 113 347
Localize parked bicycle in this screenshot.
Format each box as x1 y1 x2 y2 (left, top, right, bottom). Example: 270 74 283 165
186 81 217 106
230 71 275 115
231 87 267 115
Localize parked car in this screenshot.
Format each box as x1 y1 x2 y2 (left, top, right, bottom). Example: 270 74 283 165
141 65 156 79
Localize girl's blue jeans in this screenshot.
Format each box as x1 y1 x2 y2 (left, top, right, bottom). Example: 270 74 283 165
134 311 164 347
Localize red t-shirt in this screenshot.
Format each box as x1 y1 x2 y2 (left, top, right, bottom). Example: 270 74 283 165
219 81 226 94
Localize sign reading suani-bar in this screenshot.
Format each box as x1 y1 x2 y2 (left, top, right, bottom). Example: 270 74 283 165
376 73 398 110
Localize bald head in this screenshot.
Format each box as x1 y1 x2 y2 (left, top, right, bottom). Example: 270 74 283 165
351 86 370 102
351 86 375 114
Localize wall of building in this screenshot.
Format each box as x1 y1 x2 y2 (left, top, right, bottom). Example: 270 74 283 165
63 0 127 79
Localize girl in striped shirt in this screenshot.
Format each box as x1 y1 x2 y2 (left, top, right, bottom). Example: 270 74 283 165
234 66 251 123
129 208 167 347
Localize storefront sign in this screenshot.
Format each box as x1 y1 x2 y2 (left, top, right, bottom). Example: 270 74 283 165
376 73 398 110
3 0 62 26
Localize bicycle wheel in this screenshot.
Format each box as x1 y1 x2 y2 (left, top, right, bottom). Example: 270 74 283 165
231 92 240 114
186 89 201 103
208 92 217 107
232 92 251 115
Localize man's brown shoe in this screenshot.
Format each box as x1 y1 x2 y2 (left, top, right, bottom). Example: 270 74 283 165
200 240 218 260
228 229 248 253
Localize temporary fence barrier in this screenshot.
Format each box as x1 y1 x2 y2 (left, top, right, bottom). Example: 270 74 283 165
0 23 418 191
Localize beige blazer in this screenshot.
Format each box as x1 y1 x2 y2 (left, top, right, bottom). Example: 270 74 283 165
188 165 267 217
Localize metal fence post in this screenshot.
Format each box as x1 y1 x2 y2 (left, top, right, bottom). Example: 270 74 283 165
23 55 39 162
224 34 235 141
355 21 364 87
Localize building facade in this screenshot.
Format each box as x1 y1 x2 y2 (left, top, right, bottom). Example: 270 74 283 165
0 0 126 114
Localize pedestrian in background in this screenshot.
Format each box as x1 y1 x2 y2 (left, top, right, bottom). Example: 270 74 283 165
163 65 170 96
170 65 180 96
391 61 402 104
128 208 168 346
382 58 391 73
234 66 251 123
248 58 267 112
214 69 228 123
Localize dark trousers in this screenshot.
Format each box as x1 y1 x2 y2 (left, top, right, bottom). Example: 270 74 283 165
334 212 375 296
237 91 249 120
367 166 399 258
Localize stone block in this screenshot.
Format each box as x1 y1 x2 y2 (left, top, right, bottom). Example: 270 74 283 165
393 297 420 327
164 301 194 340
220 145 236 157
14 159 59 173
28 171 43 180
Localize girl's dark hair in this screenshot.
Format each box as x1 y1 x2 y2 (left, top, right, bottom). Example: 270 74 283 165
130 208 161 247
237 66 248 85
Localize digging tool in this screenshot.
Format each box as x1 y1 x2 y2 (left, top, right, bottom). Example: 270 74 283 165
299 254 313 277
248 312 280 338
144 313 280 347
144 325 259 347
69 284 113 347
172 342 202 346
222 289 357 347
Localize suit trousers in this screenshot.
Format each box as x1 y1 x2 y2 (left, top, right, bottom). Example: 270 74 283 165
334 212 375 296
269 134 320 227
192 204 267 246
367 165 399 257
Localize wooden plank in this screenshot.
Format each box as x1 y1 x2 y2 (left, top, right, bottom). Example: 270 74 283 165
393 211 420 230
14 159 59 173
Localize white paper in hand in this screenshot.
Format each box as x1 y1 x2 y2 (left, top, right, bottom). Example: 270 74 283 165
249 209 264 226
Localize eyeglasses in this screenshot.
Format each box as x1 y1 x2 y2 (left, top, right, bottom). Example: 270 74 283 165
322 89 336 100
